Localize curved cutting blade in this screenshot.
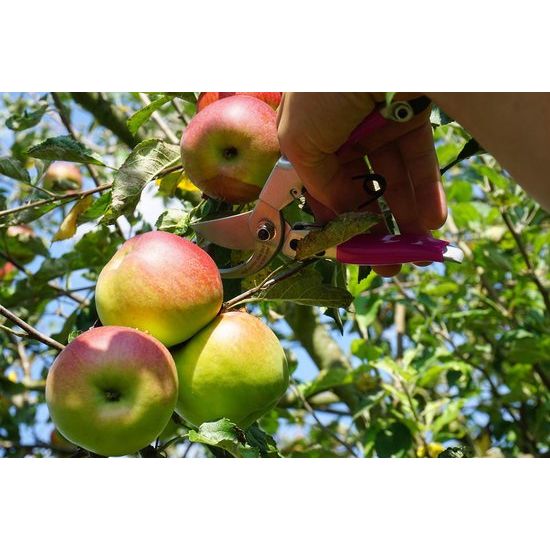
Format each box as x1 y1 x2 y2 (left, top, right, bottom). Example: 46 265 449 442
192 212 256 250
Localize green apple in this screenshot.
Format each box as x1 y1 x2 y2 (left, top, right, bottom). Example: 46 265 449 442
173 311 289 427
44 162 82 192
95 231 223 347
181 95 280 204
45 326 178 456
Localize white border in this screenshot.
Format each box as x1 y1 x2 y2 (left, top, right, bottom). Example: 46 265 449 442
1 459 547 548
1 1 549 89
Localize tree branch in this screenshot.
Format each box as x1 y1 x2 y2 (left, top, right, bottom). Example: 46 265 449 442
70 92 143 148
285 304 368 430
0 184 111 219
0 304 65 351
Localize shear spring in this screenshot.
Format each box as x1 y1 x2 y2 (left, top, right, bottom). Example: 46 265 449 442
352 172 387 209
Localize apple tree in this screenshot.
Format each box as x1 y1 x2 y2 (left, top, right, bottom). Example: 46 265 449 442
0 92 548 458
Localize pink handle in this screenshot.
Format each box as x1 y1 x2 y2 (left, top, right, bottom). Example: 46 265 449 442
335 234 451 265
337 110 388 156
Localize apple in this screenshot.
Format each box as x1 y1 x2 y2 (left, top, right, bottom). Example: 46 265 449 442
44 162 82 192
45 326 178 456
197 92 282 112
95 231 223 347
181 95 280 204
6 225 34 238
2 225 39 265
173 311 289 428
0 261 15 280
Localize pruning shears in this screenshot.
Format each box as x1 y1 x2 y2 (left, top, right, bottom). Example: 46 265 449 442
192 95 464 278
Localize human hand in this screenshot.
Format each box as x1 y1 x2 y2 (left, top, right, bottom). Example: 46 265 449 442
277 92 447 276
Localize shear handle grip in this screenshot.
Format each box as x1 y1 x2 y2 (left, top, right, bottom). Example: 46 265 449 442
337 110 388 156
335 234 451 265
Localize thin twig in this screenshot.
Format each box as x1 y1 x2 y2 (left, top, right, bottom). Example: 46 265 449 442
0 250 88 306
157 435 188 454
500 206 550 312
138 93 179 144
156 164 183 179
291 381 359 457
0 184 112 219
222 260 316 311
170 98 188 123
0 304 65 351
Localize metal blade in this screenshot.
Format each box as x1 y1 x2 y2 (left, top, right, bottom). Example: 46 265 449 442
191 212 256 250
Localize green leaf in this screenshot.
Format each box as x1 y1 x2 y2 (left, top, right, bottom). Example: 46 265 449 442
375 421 412 457
163 92 197 103
33 225 116 281
261 267 353 309
502 330 550 363
0 157 31 183
6 104 48 132
354 294 382 334
422 281 459 297
295 211 380 260
447 180 473 203
346 264 375 297
351 339 383 361
155 208 190 235
243 424 280 457
301 367 354 398
127 95 171 135
187 418 278 458
431 398 466 435
103 139 180 223
437 445 473 458
440 138 484 175
430 105 454 127
27 136 105 166
79 192 112 221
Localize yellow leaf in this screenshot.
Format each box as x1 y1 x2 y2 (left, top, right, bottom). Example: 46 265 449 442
176 172 199 192
52 195 93 242
417 442 445 458
156 171 199 196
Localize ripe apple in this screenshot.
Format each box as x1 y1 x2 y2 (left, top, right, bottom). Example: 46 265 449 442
173 311 289 428
95 231 223 347
45 326 178 456
197 92 282 112
44 162 82 192
181 95 280 204
0 261 15 280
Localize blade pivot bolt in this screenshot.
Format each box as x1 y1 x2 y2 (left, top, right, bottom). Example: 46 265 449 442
257 221 275 241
